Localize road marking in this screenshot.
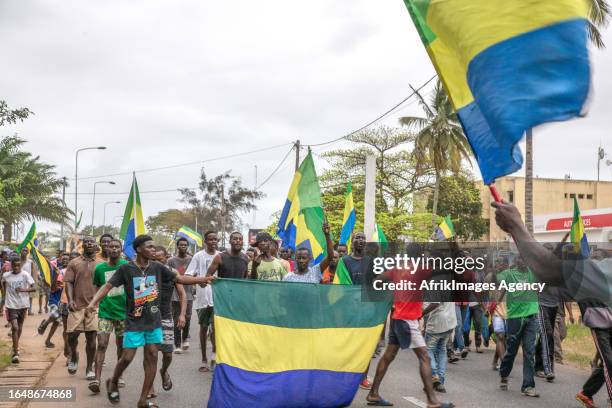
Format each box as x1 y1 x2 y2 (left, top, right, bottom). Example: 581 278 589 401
403 396 427 407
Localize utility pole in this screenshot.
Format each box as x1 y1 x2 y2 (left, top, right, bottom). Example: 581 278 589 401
598 146 605 182
194 214 198 251
294 139 301 171
220 183 226 248
364 155 377 241
252 165 258 227
60 177 67 250
525 129 534 235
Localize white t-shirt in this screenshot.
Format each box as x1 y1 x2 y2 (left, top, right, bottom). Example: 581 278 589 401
2 271 34 309
186 249 219 309
283 265 322 283
423 302 457 334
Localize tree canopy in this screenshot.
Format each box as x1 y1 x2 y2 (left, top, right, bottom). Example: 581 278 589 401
1 101 71 242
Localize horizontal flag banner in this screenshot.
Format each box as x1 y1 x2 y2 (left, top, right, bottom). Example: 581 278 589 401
208 279 391 408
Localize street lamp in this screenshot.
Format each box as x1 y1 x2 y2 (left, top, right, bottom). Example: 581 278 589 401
91 181 115 233
102 201 121 235
75 146 107 230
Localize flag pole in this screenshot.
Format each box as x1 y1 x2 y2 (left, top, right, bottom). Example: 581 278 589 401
489 184 502 203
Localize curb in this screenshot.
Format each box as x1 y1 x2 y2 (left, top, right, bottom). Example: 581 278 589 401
0 351 61 408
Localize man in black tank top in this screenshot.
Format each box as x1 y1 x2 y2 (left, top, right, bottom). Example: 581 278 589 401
207 232 248 279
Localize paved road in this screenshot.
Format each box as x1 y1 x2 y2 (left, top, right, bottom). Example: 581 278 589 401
37 316 608 408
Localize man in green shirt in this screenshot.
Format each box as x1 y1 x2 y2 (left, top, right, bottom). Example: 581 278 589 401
89 238 128 394
496 257 540 398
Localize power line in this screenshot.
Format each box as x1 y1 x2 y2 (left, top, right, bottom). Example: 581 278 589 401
255 145 295 190
64 187 197 196
72 142 293 182
306 74 437 148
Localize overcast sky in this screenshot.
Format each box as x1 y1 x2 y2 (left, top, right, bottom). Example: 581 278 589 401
1 0 611 239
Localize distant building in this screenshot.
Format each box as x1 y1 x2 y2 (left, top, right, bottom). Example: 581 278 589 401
478 176 612 243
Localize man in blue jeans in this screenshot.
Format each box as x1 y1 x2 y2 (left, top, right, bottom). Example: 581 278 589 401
496 258 540 397
424 301 457 392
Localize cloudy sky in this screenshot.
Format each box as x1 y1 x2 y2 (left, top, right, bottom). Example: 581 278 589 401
1 1 611 239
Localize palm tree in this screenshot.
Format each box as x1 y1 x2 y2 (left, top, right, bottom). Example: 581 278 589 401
524 0 610 234
399 80 472 227
588 0 611 49
0 136 71 242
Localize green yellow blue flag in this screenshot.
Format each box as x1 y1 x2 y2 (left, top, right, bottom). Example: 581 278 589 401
339 181 356 253
208 279 391 408
403 0 590 184
434 215 455 241
332 258 353 285
17 222 38 253
18 222 53 285
120 174 145 259
277 150 327 264
371 223 388 254
570 197 589 258
176 226 203 247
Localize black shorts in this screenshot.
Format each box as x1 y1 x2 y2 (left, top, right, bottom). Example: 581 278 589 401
7 308 27 323
388 319 426 349
197 307 214 326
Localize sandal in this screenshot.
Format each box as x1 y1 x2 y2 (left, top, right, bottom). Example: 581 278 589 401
367 397 394 406
161 370 173 391
88 379 100 394
106 378 120 404
138 402 159 408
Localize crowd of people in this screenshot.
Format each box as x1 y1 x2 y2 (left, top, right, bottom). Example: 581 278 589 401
0 200 610 408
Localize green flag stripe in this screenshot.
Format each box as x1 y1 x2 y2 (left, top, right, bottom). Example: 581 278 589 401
404 0 437 46
213 279 388 328
18 223 36 253
334 258 353 285
119 179 135 238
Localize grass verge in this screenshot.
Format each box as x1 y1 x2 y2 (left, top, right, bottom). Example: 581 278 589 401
0 338 11 370
563 322 596 370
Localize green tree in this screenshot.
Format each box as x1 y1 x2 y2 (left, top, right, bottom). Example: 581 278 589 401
588 0 610 49
0 101 32 127
176 169 263 245
399 80 472 228
428 174 488 241
146 209 196 239
320 126 434 210
0 136 71 242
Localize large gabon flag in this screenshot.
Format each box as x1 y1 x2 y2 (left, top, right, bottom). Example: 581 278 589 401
208 279 391 408
403 0 591 184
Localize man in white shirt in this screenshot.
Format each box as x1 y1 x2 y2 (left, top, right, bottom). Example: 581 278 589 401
19 247 37 315
185 231 219 372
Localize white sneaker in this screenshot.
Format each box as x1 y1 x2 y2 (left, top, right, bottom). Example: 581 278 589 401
174 347 184 354
86 370 96 381
182 341 190 350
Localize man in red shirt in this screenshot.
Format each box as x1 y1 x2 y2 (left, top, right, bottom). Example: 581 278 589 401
366 244 454 408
